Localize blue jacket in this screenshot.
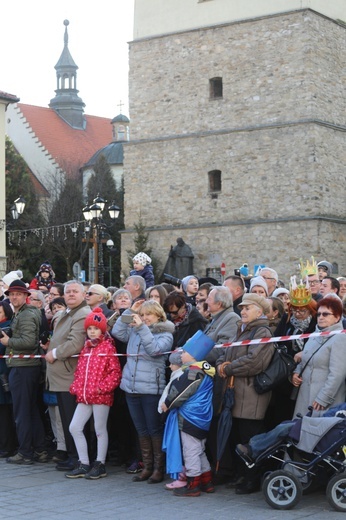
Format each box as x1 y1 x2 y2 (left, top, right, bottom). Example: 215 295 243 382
129 264 154 289
112 310 174 395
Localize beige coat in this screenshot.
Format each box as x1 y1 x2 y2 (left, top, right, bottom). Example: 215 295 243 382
217 318 274 420
46 300 90 392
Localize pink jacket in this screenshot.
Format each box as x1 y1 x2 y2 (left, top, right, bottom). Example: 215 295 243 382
70 334 121 406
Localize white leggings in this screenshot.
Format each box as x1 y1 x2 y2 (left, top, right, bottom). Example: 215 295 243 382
69 403 110 465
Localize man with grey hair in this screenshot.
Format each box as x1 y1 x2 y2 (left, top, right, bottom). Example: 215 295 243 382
256 267 278 296
123 275 146 303
45 280 90 471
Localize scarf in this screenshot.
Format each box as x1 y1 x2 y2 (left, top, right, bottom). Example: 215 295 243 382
290 315 312 351
84 335 105 349
173 303 191 326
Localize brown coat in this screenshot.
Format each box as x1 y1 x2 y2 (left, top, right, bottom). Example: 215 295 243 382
46 300 90 392
217 318 274 420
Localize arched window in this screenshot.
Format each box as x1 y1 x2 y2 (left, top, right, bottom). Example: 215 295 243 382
208 170 222 192
209 77 223 99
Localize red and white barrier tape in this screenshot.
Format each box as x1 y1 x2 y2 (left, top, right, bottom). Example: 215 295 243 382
0 329 345 359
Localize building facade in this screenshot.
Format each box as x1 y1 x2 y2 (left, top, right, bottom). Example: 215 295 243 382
122 1 346 279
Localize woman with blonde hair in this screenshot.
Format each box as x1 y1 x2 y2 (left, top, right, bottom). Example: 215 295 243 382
85 284 113 318
112 299 174 484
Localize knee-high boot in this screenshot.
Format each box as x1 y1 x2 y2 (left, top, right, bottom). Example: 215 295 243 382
132 436 153 482
148 435 165 484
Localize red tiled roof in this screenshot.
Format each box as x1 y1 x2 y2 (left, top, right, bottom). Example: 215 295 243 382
17 103 113 175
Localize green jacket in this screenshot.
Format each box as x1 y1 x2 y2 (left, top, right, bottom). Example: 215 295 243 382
6 304 41 367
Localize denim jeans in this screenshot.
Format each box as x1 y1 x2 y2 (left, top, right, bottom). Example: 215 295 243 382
126 393 163 437
249 422 294 459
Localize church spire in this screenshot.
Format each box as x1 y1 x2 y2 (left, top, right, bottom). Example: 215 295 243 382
49 20 86 129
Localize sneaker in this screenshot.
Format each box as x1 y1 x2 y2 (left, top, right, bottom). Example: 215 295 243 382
85 461 107 480
52 450 68 463
126 460 144 474
34 450 49 463
6 452 33 465
65 462 91 479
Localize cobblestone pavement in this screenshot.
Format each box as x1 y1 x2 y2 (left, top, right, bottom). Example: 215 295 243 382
0 460 344 520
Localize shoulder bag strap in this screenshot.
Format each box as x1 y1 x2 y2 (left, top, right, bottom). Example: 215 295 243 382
299 335 333 377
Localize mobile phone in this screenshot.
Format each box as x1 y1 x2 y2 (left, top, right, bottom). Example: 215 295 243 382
0 330 3 338
121 314 135 324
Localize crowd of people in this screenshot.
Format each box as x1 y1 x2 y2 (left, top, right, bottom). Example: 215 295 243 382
0 255 345 499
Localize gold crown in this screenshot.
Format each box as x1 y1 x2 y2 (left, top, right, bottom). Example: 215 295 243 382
289 275 312 307
299 256 318 278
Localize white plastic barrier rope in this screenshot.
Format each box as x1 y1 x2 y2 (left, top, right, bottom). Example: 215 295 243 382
0 329 345 359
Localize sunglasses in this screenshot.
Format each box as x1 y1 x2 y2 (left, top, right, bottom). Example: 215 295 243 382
316 312 334 317
86 292 100 297
169 309 181 316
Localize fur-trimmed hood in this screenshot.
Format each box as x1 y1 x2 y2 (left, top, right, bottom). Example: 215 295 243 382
149 320 175 334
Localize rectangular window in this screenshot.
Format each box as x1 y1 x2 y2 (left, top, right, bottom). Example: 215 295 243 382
208 170 222 192
209 77 223 99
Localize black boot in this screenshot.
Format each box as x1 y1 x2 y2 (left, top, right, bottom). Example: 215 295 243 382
132 436 153 482
147 436 164 484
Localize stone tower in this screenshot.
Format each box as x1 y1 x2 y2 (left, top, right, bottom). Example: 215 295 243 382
122 0 346 279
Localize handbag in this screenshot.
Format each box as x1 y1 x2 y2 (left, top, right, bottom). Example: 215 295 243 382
254 344 296 395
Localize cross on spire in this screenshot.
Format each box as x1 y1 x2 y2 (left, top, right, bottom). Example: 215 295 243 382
117 100 124 113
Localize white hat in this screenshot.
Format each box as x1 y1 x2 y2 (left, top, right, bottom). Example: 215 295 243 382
2 270 23 288
133 252 152 266
250 276 268 296
272 288 289 298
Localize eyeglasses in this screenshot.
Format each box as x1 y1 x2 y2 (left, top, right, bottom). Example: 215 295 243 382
169 308 181 316
317 312 334 317
291 308 309 315
262 276 275 281
309 280 320 286
29 297 41 302
86 292 100 297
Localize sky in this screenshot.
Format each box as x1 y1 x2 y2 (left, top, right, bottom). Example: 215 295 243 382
2 0 135 118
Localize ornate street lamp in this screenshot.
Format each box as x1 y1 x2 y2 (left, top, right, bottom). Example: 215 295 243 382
82 196 120 285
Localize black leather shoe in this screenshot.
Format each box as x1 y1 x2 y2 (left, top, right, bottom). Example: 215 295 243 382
225 475 245 489
235 481 260 495
55 459 76 471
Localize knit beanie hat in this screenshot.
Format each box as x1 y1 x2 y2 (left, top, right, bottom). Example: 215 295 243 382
317 260 333 276
84 307 107 333
169 350 183 366
2 270 23 287
182 275 198 293
133 252 152 266
250 276 268 296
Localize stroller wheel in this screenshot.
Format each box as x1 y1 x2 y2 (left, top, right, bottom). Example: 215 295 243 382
326 473 346 512
263 470 302 510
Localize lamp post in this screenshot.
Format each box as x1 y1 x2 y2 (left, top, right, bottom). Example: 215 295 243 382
82 195 120 285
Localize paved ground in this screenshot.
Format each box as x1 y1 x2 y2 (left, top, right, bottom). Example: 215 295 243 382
0 460 344 520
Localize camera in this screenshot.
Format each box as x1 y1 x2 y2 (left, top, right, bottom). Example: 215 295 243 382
163 274 183 287
234 268 241 276
40 330 51 345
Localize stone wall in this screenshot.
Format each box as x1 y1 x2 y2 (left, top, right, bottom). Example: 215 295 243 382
122 10 346 280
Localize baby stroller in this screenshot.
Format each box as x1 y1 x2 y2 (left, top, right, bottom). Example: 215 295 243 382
237 410 346 511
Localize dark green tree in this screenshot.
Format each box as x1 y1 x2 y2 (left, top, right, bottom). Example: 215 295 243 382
5 137 45 279
43 173 85 281
86 155 124 286
127 215 161 282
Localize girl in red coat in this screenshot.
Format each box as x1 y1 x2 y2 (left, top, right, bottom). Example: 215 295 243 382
66 307 121 480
